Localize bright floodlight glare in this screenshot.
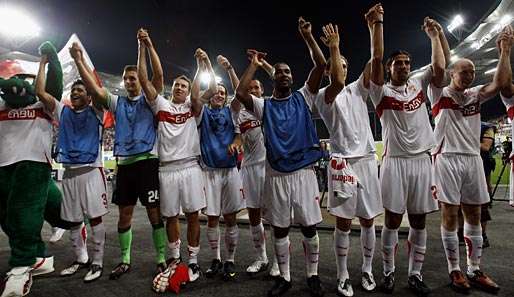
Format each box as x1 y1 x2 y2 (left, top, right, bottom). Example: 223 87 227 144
200 72 211 84
500 14 512 25
0 6 41 38
447 14 464 33
450 55 459 63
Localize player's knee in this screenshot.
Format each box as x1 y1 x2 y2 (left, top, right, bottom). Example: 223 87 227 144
89 216 102 226
408 214 426 229
336 217 352 232
300 225 317 238
273 226 289 239
359 217 374 228
207 216 220 228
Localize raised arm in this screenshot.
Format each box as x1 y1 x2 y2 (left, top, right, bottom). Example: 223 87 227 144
500 30 514 98
483 25 513 98
247 49 273 78
137 29 158 102
235 53 263 112
69 42 108 108
299 17 327 93
191 49 217 113
423 17 445 87
217 55 239 92
35 55 56 112
433 20 451 68
366 3 384 86
320 23 345 104
139 28 164 94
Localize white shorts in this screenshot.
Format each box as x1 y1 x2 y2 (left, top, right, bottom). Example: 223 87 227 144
241 162 265 209
327 155 383 220
61 167 108 222
510 158 514 206
262 165 323 228
433 154 490 205
203 167 245 216
160 164 206 217
381 154 438 214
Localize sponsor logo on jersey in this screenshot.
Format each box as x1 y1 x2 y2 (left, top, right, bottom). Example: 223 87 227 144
432 97 480 117
240 120 261 133
157 110 193 124
0 108 52 121
376 91 426 117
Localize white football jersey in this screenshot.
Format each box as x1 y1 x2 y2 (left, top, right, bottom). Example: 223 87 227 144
236 107 265 166
369 68 434 157
313 75 375 158
150 95 200 163
429 85 492 155
0 98 57 166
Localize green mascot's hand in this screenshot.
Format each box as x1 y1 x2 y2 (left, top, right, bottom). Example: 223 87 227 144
39 41 63 101
0 76 37 108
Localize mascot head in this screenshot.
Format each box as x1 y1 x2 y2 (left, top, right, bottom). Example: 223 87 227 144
0 74 37 109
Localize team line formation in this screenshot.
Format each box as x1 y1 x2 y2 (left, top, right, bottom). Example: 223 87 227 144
1 3 514 297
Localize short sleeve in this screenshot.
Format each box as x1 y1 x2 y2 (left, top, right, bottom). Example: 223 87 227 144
298 85 317 111
369 81 385 106
105 89 118 112
250 95 265 120
427 84 444 105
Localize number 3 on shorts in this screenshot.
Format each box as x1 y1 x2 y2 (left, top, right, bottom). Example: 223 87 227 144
147 190 159 203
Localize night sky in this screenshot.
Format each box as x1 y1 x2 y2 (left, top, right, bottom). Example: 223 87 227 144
2 0 498 93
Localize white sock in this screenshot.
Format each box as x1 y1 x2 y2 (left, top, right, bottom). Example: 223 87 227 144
334 228 350 280
187 245 200 264
441 226 460 273
167 239 181 259
207 226 221 260
303 233 320 278
70 224 88 263
381 226 398 274
360 225 375 274
407 228 427 276
464 222 482 274
91 223 106 266
250 223 268 262
275 236 291 282
224 225 239 262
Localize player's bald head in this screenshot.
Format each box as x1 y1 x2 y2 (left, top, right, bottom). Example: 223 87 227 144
452 58 474 71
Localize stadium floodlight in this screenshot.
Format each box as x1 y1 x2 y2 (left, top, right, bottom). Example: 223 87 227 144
0 6 40 38
200 72 222 85
484 68 496 75
500 14 512 26
200 72 211 85
447 15 464 33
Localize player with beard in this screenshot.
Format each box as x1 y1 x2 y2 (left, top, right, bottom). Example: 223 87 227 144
236 18 339 297
367 5 446 296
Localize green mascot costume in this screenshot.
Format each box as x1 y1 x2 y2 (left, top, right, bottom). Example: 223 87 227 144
0 41 67 297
